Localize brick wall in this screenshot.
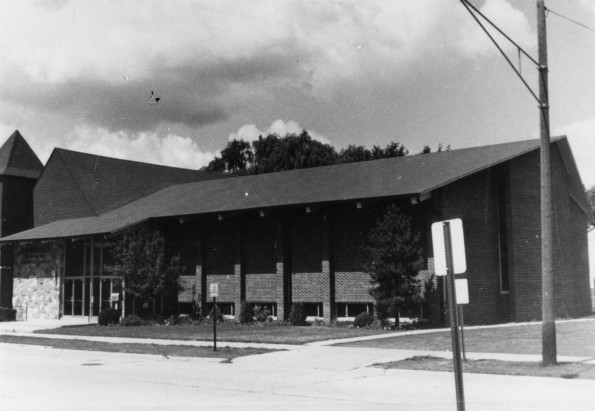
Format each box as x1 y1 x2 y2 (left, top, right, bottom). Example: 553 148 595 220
439 168 504 325
508 147 592 321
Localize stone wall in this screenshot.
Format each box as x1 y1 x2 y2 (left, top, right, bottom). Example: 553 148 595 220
12 241 63 319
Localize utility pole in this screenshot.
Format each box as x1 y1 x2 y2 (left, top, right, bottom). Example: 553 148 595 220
537 0 556 366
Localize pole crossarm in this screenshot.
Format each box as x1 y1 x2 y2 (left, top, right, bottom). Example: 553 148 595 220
460 0 542 105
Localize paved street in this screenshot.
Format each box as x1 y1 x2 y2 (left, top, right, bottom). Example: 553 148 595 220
1 341 594 410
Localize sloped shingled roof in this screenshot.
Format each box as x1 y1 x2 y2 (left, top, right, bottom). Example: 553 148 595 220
2 136 590 242
0 130 43 179
50 148 226 215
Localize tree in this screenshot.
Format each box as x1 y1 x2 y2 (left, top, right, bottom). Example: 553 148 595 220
251 131 337 174
202 130 443 175
108 225 186 316
205 139 253 174
337 144 373 164
420 143 451 154
360 205 425 326
587 185 595 218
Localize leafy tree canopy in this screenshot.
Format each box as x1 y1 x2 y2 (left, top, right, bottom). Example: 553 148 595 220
420 143 450 154
203 130 415 175
587 185 595 219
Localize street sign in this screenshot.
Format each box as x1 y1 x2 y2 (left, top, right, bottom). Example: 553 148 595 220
209 283 219 298
456 279 469 305
431 219 467 276
432 218 467 410
110 293 120 302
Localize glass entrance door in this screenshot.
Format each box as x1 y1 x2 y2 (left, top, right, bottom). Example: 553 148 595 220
63 279 84 316
63 277 118 317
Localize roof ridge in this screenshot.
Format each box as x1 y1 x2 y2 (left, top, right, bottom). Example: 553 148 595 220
53 147 202 173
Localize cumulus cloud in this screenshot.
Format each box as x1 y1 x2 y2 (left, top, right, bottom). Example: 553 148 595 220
456 0 535 57
0 0 534 133
228 120 331 145
556 119 595 188
68 126 216 169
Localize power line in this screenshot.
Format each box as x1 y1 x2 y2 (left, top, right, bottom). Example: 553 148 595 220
459 0 541 105
546 7 595 33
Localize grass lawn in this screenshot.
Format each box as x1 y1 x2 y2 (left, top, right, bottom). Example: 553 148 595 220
36 321 391 344
337 318 595 357
0 334 274 360
375 355 595 380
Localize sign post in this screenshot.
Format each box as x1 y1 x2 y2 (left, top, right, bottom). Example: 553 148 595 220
210 283 219 352
432 219 467 411
456 278 469 362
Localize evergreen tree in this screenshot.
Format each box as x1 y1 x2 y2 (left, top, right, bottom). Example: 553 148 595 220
360 205 425 323
108 225 186 316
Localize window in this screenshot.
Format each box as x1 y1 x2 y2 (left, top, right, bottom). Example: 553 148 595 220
335 302 373 318
301 302 323 317
250 302 277 317
204 302 235 316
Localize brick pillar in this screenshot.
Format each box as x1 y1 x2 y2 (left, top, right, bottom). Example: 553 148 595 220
280 217 292 321
275 219 286 320
322 213 334 321
233 224 243 316
197 229 206 313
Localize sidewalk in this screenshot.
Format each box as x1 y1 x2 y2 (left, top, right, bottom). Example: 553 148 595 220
0 317 94 333
2 317 595 369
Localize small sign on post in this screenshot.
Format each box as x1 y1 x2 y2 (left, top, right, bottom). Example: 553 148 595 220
455 278 469 362
210 283 219 351
432 219 467 411
455 278 469 305
209 283 219 298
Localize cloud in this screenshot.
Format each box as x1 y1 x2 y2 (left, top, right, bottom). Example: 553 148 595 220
0 122 16 143
228 120 331 145
456 0 535 57
68 126 216 169
556 119 595 188
0 0 534 134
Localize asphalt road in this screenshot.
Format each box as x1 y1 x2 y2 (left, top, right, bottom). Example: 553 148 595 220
1 342 594 410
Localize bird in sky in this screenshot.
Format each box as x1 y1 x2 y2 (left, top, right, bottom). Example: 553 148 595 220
147 91 161 104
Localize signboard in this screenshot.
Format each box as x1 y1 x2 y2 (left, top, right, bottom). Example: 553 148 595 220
431 219 467 276
455 279 469 305
110 293 120 302
209 283 219 298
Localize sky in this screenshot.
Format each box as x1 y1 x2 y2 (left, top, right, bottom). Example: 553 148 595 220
0 0 594 190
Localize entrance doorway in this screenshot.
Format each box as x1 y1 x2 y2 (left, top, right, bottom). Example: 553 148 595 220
62 238 122 319
63 277 120 317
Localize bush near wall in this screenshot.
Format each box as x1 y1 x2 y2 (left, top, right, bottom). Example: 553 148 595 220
98 308 120 326
288 303 307 326
0 308 16 322
238 301 254 324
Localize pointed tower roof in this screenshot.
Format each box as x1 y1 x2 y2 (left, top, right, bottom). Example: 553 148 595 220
0 130 44 179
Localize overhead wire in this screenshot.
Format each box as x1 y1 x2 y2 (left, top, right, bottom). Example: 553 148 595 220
546 7 595 34
459 0 542 105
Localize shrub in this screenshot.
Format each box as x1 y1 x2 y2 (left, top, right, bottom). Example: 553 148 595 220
353 312 375 328
98 308 120 326
0 307 16 322
288 303 307 326
190 308 203 324
375 298 399 321
254 305 272 323
238 301 254 324
209 305 224 323
119 315 144 326
170 315 194 325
